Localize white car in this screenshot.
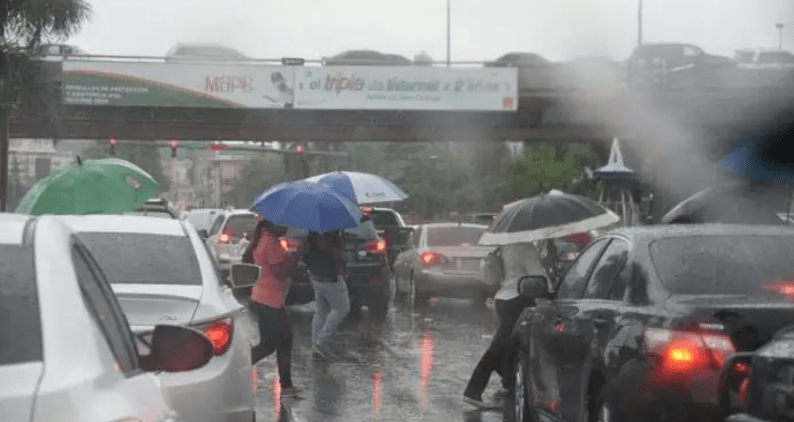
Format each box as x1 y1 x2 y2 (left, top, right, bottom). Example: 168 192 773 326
0 214 214 422
63 215 256 422
206 209 258 278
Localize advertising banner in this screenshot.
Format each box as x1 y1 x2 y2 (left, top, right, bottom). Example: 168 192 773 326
293 66 518 111
61 61 296 108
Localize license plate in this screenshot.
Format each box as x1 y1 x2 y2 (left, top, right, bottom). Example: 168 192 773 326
458 258 482 272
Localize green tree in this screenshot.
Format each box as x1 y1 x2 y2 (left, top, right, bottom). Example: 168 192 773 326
82 140 169 191
224 155 286 207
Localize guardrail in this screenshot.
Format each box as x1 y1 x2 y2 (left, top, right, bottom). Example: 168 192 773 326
50 54 491 67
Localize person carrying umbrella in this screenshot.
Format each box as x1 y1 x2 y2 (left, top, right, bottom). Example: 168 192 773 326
242 215 302 396
463 240 550 409
303 229 350 360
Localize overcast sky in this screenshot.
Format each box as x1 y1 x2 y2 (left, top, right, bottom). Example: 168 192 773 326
69 0 793 61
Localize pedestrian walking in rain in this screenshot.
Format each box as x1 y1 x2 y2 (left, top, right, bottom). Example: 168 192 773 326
243 216 302 396
463 241 551 409
304 229 350 359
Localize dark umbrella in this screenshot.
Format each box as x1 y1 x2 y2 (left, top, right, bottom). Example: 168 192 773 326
478 190 618 246
660 182 788 225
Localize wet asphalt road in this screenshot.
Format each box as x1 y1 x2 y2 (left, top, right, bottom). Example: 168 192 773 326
242 298 510 422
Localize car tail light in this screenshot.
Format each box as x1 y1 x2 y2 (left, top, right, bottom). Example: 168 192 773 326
218 233 231 244
364 239 387 254
421 251 450 268
195 318 234 355
280 238 301 252
762 281 794 296
644 328 736 374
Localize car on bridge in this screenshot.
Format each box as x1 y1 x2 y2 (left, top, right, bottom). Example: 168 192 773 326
166 43 249 62
322 49 411 66
626 42 733 88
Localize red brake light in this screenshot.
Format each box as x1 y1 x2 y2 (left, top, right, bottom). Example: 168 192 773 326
643 327 736 374
362 206 373 214
198 318 234 356
219 233 231 244
762 281 794 296
364 239 387 254
421 251 449 268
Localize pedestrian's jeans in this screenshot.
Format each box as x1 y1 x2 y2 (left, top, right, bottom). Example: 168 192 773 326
311 275 351 347
464 295 534 400
250 301 293 388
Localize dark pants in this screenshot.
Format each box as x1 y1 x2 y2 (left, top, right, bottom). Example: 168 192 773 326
464 296 533 400
250 302 293 388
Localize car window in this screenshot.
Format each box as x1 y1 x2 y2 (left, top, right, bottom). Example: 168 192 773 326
72 243 138 373
582 239 629 300
734 51 756 63
345 219 378 240
650 234 794 298
0 244 42 365
369 211 400 229
223 214 257 240
209 215 224 236
409 226 422 248
79 232 203 285
426 226 487 247
556 239 611 300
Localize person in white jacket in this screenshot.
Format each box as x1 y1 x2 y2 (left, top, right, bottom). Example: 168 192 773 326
463 241 551 409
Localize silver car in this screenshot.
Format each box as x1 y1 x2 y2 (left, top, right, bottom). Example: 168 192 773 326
1 214 214 422
205 209 258 278
393 223 497 307
63 215 256 422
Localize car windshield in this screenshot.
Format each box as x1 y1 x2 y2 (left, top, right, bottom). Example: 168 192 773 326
345 218 378 240
426 226 487 247
650 235 794 296
79 232 202 285
0 245 41 365
223 214 257 240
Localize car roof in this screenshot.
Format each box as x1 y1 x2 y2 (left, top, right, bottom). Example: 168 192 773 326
421 222 489 229
59 215 187 236
605 223 794 243
223 208 254 216
0 214 33 245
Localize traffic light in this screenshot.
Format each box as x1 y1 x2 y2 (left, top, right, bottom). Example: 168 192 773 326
296 145 304 155
109 137 118 156
169 139 178 158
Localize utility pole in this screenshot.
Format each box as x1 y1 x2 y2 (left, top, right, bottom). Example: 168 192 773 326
777 23 784 49
637 0 643 45
446 0 451 67
0 109 10 211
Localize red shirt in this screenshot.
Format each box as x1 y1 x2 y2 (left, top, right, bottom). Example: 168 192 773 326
250 232 297 308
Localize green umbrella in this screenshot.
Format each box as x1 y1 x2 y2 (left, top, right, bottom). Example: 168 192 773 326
15 157 160 215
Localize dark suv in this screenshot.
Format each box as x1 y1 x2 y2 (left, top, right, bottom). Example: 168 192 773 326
284 216 392 322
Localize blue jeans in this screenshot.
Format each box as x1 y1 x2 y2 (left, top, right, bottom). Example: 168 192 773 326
311 275 351 347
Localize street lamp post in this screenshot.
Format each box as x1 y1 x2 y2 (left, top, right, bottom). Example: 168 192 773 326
637 0 643 45
446 0 451 67
777 23 784 49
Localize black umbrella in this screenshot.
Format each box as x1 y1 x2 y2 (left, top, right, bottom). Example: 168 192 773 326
660 182 788 225
479 190 619 245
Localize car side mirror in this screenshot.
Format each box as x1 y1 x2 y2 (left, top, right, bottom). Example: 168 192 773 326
140 325 213 373
230 263 259 289
197 229 209 239
518 275 550 298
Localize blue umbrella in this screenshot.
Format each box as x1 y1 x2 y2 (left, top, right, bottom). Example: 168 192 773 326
304 171 408 205
719 131 794 182
251 180 362 233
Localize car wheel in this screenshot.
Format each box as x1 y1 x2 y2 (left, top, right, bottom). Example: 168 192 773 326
514 356 531 422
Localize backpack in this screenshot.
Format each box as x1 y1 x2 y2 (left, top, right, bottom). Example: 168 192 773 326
478 246 504 285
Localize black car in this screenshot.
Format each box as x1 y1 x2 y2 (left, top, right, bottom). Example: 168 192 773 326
723 325 794 422
284 216 392 322
511 224 794 422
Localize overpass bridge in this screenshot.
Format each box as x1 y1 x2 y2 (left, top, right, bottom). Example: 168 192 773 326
7 55 794 154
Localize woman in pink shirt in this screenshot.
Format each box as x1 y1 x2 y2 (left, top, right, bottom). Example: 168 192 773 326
242 217 301 396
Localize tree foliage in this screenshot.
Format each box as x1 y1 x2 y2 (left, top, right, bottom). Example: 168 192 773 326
223 155 286 207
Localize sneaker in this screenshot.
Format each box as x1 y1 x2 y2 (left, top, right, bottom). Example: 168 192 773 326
463 395 501 410
312 343 334 360
280 385 303 397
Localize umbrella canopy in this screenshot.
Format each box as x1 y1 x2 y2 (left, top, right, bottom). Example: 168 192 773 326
251 180 362 233
15 157 160 216
479 190 619 245
304 171 408 204
719 131 794 182
660 182 788 225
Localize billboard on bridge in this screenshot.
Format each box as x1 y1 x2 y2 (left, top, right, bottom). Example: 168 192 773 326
293 66 517 111
61 61 518 111
62 61 296 108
